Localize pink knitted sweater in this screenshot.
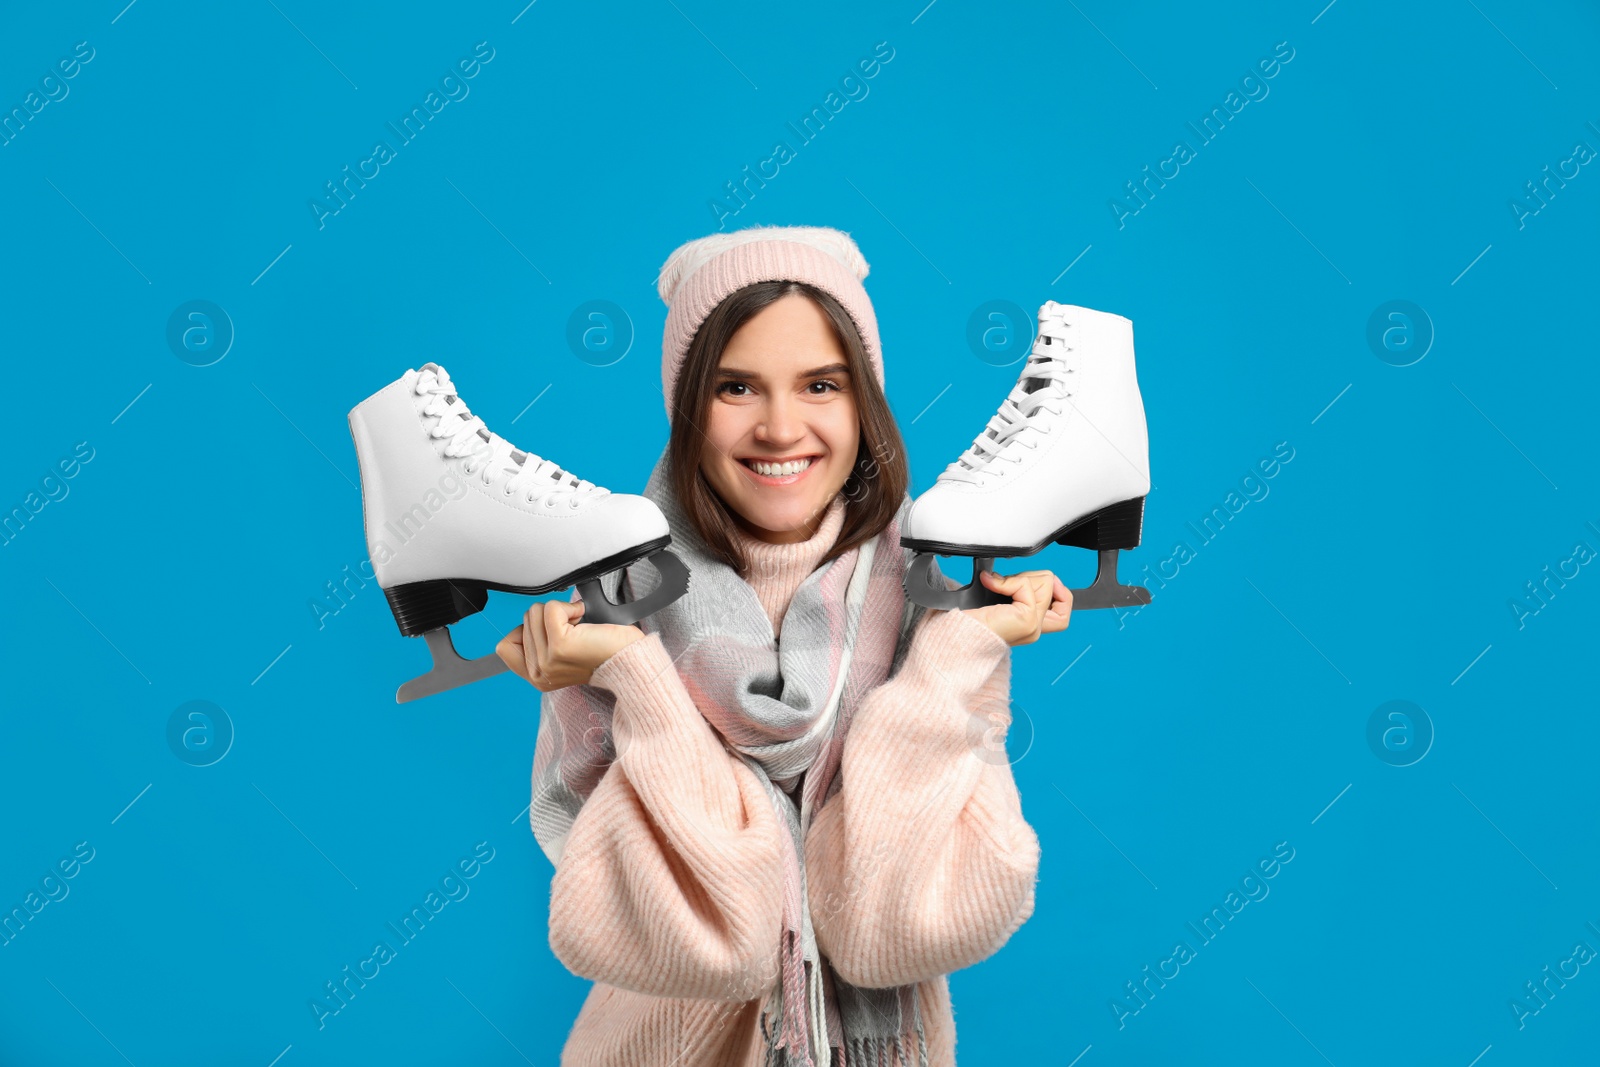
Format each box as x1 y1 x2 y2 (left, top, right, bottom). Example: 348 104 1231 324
543 498 1041 1065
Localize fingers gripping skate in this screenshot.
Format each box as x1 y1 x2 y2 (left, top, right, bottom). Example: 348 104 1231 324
573 547 691 626
391 548 691 702
905 550 1151 612
905 554 1013 611
903 497 1154 613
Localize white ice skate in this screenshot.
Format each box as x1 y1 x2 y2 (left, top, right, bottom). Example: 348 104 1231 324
903 301 1152 611
348 363 689 702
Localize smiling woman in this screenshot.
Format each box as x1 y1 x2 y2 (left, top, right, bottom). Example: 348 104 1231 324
669 278 908 565
526 225 1048 1067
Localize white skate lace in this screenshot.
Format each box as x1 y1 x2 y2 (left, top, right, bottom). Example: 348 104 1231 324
939 304 1075 486
414 363 609 507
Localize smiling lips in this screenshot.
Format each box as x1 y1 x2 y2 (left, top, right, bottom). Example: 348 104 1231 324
740 455 818 485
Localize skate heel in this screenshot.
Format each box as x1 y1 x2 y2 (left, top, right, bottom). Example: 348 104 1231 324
386 580 506 704
383 579 491 637
1056 496 1144 551
1056 497 1151 611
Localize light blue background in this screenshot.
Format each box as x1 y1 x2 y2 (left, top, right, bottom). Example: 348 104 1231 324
2 0 1597 1064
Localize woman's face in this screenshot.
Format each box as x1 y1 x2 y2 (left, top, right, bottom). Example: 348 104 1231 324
700 293 861 544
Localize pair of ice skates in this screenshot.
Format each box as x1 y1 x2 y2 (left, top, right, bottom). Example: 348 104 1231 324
348 301 1149 702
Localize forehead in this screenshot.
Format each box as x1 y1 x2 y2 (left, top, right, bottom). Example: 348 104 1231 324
720 297 847 372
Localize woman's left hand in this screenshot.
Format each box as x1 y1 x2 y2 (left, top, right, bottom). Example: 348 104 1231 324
495 599 646 692
960 568 1072 647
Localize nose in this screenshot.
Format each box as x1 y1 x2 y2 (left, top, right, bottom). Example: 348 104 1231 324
754 392 806 447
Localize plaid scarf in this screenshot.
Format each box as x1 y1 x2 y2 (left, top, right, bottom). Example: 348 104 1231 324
531 448 934 1066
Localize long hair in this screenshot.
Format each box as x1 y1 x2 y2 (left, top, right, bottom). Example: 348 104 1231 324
667 279 909 579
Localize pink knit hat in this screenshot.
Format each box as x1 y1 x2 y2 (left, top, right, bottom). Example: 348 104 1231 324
655 225 885 418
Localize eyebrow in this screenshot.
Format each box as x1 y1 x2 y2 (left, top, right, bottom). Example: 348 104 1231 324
716 363 851 381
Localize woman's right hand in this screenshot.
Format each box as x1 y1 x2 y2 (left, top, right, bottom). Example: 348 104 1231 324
496 599 645 692
959 568 1072 647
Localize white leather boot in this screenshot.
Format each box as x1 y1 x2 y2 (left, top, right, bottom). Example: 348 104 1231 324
902 301 1152 611
348 363 689 701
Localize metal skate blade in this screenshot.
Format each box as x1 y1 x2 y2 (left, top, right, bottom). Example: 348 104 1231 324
396 627 509 703
905 554 1012 611
574 547 691 626
1068 549 1152 610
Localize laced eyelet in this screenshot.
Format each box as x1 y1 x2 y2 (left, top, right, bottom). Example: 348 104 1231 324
543 497 557 508
568 498 582 509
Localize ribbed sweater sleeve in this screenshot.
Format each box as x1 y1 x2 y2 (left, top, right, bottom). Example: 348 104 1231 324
544 630 787 1002
803 606 1042 990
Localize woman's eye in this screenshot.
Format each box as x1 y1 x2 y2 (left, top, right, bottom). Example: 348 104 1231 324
716 382 749 397
809 379 841 394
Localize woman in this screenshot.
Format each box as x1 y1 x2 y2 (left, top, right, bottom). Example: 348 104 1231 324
497 225 1071 1066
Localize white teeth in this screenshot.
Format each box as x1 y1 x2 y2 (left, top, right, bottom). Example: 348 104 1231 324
749 457 812 477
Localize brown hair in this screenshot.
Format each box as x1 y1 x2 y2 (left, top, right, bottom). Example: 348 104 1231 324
668 280 908 579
